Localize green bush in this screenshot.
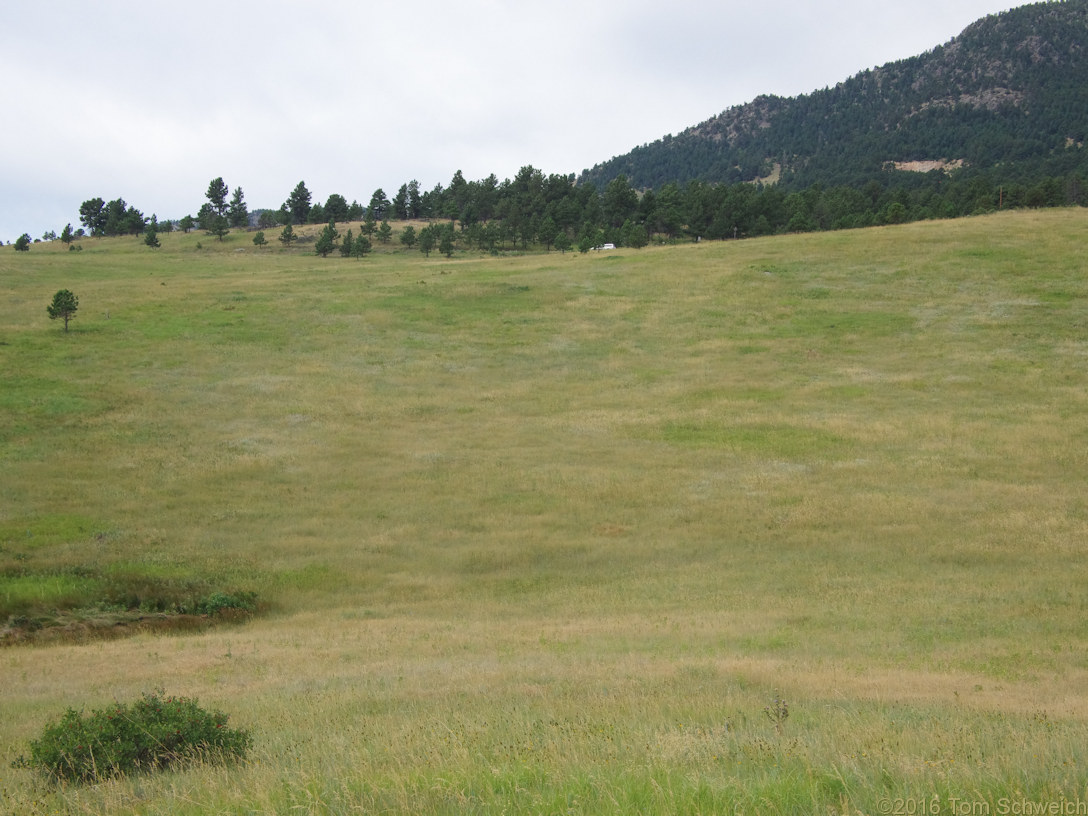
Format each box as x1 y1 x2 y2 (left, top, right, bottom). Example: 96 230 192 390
13 690 251 783
194 590 257 615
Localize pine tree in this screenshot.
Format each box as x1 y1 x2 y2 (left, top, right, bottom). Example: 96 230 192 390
339 229 354 257
419 226 435 257
47 289 79 331
207 215 230 241
228 187 249 228
144 217 161 248
439 230 455 258
314 221 339 257
351 234 372 258
206 177 229 217
285 181 312 225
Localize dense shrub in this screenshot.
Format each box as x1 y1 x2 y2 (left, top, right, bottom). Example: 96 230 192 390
13 690 251 783
194 590 257 616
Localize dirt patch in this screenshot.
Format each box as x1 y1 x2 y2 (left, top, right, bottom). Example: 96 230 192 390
891 159 966 173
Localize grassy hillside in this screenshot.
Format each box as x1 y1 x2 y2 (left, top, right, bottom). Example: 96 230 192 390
3 213 1088 813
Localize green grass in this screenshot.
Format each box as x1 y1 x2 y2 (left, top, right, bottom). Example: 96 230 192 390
2 212 1088 812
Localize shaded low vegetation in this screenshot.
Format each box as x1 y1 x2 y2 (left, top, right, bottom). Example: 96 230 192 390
0 566 257 645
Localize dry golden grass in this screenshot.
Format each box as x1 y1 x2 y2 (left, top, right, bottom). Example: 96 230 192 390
3 210 1088 812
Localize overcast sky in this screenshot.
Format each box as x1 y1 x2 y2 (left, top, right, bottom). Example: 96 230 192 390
1 0 1022 243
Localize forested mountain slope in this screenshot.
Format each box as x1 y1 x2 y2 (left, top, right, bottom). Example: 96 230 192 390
579 0 1088 192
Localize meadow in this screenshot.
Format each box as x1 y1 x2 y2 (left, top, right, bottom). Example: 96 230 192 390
2 211 1087 814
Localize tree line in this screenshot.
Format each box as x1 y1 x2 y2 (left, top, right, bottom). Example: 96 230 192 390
243 165 1087 252
46 160 1087 259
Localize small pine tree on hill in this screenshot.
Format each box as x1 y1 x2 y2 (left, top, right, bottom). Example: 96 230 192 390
144 217 161 249
351 234 372 258
314 221 339 257
47 289 79 332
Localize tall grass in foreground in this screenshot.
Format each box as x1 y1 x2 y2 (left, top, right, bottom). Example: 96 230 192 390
4 627 1086 814
2 211 1088 813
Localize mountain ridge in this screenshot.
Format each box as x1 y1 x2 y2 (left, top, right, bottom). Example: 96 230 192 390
578 0 1088 191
